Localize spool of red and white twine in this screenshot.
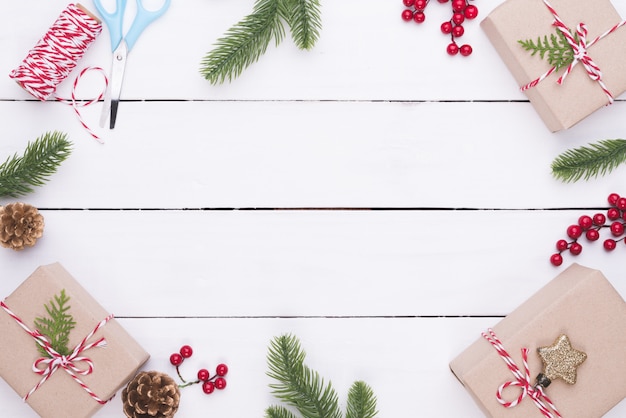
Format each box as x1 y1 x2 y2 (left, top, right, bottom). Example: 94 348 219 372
9 3 107 142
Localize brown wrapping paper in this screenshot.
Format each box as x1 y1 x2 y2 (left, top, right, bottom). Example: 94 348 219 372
481 0 626 132
449 263 626 417
0 263 149 418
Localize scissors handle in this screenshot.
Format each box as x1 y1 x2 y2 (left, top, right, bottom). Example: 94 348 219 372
125 0 171 51
92 0 127 50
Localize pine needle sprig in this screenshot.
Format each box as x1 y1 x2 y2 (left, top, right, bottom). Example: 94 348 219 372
200 0 322 84
0 131 72 198
199 0 285 85
518 30 577 71
551 139 626 182
282 0 322 50
33 289 76 357
266 406 300 418
346 381 377 418
266 334 341 418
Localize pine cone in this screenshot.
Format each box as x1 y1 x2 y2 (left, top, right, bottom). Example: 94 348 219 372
0 203 44 251
122 371 181 418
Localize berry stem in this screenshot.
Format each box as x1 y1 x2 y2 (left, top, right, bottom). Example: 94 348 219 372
175 366 187 384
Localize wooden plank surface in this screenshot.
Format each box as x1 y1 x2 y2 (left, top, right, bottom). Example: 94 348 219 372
2 1 626 417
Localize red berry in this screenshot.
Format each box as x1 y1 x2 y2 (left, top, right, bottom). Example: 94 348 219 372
180 345 193 358
452 12 465 25
566 224 582 239
202 381 215 394
556 239 568 251
459 44 472 56
608 208 620 220
214 377 227 390
578 215 593 230
464 4 478 19
593 213 606 226
216 363 229 377
550 253 563 266
608 193 620 206
452 24 465 37
170 353 183 366
610 222 624 236
617 198 626 211
586 229 600 241
197 368 210 381
403 0 415 7
441 21 453 34
446 43 459 55
413 12 426 23
569 242 582 255
414 0 427 10
604 239 617 250
452 0 466 12
402 9 414 21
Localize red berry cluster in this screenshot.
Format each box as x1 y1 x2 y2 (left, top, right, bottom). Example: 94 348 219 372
401 0 478 56
169 345 228 394
550 193 626 266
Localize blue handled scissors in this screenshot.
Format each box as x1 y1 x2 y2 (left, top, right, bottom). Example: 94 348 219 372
93 0 171 129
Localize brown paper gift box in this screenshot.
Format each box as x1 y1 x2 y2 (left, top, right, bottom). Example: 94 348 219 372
449 263 626 417
481 0 626 132
0 263 149 418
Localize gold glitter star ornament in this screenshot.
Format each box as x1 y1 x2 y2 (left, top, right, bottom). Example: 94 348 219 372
538 334 587 385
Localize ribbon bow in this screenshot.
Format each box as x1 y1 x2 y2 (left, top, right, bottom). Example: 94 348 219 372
1 300 113 404
482 329 562 418
521 0 626 105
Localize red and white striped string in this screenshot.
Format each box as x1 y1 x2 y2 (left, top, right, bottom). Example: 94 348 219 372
482 328 562 418
521 0 626 105
9 4 107 142
0 300 114 404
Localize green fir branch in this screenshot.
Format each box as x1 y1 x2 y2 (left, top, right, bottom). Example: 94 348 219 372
518 30 577 71
200 0 322 84
551 139 626 182
33 289 76 357
346 381 378 418
282 0 322 50
199 0 285 84
265 334 378 418
266 405 300 418
0 131 72 198
266 334 341 418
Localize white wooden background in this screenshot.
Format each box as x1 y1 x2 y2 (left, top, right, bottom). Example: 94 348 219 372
2 1 626 416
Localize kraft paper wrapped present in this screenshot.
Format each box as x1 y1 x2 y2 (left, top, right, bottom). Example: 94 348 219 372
449 263 626 417
0 263 149 418
481 0 626 132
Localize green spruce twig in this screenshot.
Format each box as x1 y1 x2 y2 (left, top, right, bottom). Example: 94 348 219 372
33 289 76 357
200 0 322 84
0 131 72 198
551 139 626 182
265 334 378 418
518 30 577 71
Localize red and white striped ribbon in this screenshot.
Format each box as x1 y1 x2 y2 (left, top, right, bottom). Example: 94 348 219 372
9 4 107 142
0 300 114 404
520 0 626 105
482 328 562 418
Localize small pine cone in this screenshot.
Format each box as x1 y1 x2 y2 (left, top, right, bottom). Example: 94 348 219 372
0 203 44 251
122 371 181 418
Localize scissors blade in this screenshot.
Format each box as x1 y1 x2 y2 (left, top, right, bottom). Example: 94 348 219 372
101 41 128 129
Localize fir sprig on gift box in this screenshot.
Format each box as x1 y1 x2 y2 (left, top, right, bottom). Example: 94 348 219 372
200 0 322 84
552 139 626 182
518 29 577 70
33 289 76 357
0 131 72 198
265 334 378 418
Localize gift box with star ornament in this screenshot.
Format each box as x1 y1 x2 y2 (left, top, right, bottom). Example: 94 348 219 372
449 263 626 417
0 263 150 418
481 0 626 132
